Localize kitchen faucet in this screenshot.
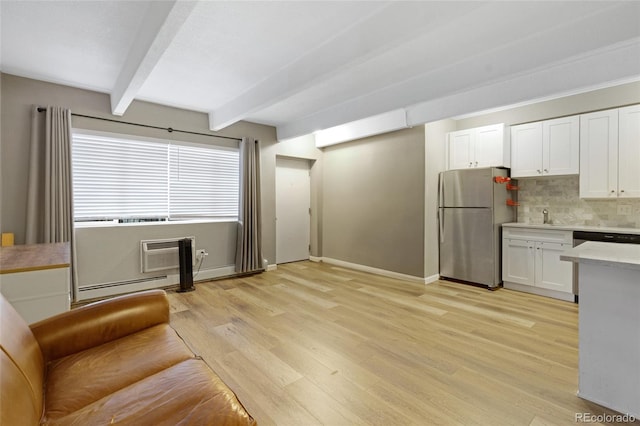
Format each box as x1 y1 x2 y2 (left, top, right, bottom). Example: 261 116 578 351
543 209 549 224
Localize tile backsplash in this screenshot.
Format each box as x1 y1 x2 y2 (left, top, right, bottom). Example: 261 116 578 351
515 175 640 228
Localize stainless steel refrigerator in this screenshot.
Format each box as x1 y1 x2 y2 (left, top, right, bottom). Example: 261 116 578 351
438 167 515 288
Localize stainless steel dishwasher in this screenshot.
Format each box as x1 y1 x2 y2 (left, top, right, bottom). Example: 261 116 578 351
572 230 640 300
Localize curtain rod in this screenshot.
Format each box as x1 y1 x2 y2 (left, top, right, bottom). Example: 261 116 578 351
36 107 242 142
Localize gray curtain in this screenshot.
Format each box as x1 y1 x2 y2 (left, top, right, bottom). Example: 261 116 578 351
25 106 77 296
26 106 74 243
236 137 263 273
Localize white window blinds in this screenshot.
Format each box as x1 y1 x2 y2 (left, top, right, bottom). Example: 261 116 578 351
169 144 239 218
72 132 239 221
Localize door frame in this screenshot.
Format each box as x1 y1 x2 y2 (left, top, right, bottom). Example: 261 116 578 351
275 156 313 264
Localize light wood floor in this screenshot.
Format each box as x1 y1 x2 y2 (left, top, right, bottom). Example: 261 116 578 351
166 261 632 426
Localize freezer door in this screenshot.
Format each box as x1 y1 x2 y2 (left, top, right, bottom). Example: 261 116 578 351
440 168 507 208
439 207 498 286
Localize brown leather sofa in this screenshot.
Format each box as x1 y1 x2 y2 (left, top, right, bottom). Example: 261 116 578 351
1 289 256 425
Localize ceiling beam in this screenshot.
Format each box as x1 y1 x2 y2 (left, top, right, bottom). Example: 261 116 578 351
208 1 487 131
407 40 640 126
275 2 640 141
276 38 640 141
110 0 196 116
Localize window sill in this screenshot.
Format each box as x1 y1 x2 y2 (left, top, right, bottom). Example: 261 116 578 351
74 218 238 229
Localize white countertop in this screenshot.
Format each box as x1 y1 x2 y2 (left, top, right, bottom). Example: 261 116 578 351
560 241 640 271
503 222 640 235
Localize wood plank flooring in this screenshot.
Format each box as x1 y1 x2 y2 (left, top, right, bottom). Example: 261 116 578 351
166 261 634 426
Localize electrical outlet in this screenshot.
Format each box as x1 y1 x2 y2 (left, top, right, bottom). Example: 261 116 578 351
617 204 632 215
195 249 207 260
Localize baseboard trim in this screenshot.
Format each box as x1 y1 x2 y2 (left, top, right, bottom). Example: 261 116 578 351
194 265 237 281
317 257 427 284
266 264 278 271
309 256 322 263
77 265 237 301
503 281 575 302
424 273 440 285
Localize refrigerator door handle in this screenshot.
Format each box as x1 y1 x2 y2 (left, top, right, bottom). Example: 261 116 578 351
438 173 445 243
439 172 444 208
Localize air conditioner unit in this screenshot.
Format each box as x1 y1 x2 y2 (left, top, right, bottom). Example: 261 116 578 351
140 237 195 273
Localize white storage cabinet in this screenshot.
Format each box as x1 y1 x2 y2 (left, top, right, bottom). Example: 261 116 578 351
447 124 509 170
1 268 71 323
502 226 573 301
0 243 71 324
510 115 579 178
580 105 640 199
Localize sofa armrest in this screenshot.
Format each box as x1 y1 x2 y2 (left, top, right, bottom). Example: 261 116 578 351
30 289 170 362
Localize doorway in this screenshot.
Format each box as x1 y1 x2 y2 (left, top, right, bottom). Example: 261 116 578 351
276 157 311 264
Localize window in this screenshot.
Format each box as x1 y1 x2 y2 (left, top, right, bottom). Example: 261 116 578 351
72 132 239 222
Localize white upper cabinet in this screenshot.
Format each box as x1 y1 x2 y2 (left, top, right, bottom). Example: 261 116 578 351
579 109 618 198
510 122 542 177
580 105 640 199
544 116 580 176
618 105 640 198
475 124 509 168
447 124 509 170
448 129 474 170
510 116 579 178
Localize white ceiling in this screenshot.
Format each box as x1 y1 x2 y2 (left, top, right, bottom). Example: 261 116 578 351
1 1 639 141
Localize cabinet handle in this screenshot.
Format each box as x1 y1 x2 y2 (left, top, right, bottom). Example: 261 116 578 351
621 189 625 193
543 169 548 173
475 161 478 167
611 190 616 194
537 169 542 174
469 162 473 167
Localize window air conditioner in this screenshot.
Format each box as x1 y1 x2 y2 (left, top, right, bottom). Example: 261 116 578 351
140 237 195 273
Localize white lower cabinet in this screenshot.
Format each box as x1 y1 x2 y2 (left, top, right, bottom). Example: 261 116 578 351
536 241 573 292
0 267 71 324
502 226 573 301
503 238 534 285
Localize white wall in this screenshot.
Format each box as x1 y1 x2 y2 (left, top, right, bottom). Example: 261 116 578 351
75 221 237 300
1 74 278 300
424 119 455 280
321 126 426 278
455 81 640 130
0 73 3 235
455 81 640 231
262 134 323 263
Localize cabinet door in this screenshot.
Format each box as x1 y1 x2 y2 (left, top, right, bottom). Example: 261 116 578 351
510 122 543 177
618 104 640 198
475 124 507 168
580 109 618 198
543 116 579 176
0 267 71 324
502 238 534 286
448 130 474 170
535 242 572 293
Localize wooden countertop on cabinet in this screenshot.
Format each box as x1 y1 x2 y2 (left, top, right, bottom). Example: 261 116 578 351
0 242 71 324
0 242 70 274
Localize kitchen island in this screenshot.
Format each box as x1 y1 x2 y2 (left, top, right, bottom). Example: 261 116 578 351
561 242 640 418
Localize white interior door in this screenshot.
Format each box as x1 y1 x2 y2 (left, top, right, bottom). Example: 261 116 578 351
276 157 311 264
